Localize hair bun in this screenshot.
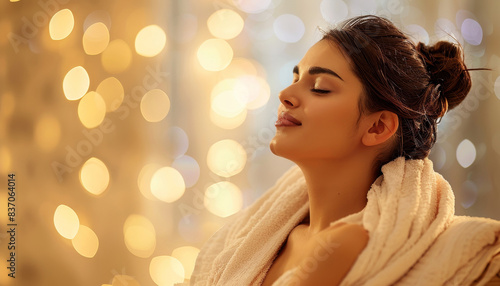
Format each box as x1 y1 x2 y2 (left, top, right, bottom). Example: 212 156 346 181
416 41 471 116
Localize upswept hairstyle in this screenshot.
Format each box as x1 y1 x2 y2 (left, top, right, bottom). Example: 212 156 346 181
323 15 472 170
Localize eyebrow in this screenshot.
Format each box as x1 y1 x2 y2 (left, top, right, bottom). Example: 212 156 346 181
293 65 344 81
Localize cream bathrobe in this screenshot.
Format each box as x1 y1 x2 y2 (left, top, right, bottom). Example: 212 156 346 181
191 157 500 285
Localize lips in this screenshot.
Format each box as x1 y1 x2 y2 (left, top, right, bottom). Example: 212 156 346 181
275 112 302 127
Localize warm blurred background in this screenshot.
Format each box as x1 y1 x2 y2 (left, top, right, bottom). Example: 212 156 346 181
0 0 499 285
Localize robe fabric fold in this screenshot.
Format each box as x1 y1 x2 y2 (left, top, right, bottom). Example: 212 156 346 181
191 157 500 285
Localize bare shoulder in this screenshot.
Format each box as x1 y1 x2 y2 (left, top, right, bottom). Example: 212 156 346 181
294 224 369 286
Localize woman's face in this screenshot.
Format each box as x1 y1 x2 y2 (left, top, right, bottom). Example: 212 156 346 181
270 39 367 162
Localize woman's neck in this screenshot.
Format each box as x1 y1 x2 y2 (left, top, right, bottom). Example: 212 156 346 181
296 155 377 236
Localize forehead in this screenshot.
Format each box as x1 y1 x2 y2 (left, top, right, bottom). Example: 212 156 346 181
297 39 353 77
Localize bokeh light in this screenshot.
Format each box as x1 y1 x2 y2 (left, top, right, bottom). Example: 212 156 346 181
204 181 243 217
110 275 141 286
138 163 162 200
456 139 476 168
320 0 348 24
80 157 110 196
405 24 429 45
171 246 200 280
461 18 483 45
83 10 112 31
349 0 377 15
49 9 74 40
135 25 167 57
273 14 305 43
232 0 272 14
34 113 61 152
150 167 186 203
168 127 189 159
63 66 90 101
140 89 171 122
172 155 200 188
207 139 247 177
83 22 110 55
149 256 185 285
211 88 246 118
234 75 271 110
71 225 99 258
78 91 107 128
460 180 478 209
54 204 80 239
209 108 247 129
96 77 124 112
197 39 233 71
435 18 461 43
207 9 244 40
123 214 156 258
101 39 132 74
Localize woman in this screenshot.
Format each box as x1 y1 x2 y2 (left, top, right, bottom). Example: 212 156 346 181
192 15 500 285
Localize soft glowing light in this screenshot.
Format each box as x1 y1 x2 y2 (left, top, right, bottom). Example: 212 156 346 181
34 113 61 152
221 57 264 78
211 90 246 118
232 0 272 14
123 214 156 258
54 205 80 239
461 18 483 46
204 181 243 217
456 139 476 168
495 76 500 101
78 91 107 129
138 163 161 200
150 167 186 203
135 25 167 57
63 66 90 101
168 127 189 159
111 275 141 286
80 157 110 196
207 139 247 177
172 246 200 280
140 89 170 122
273 14 305 43
320 0 348 24
49 9 74 40
210 108 247 129
84 10 111 31
172 155 200 188
197 39 233 71
435 18 461 43
96 77 124 112
83 22 110 55
349 0 377 15
101 39 132 74
234 75 271 110
405 24 429 45
71 225 99 258
149 256 185 285
431 145 446 170
460 180 478 209
207 9 244 40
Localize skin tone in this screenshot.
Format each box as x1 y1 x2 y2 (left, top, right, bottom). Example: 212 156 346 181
262 39 399 285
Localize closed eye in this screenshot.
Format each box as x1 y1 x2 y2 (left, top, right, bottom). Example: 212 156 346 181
311 88 330 94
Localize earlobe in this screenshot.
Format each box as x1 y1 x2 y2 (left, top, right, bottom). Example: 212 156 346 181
361 111 399 147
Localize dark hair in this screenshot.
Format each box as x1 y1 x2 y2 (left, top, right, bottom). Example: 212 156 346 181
322 15 472 171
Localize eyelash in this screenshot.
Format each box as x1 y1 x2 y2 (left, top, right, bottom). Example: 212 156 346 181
311 88 330 94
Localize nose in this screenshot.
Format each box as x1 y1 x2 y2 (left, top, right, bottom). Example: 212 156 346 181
278 85 300 108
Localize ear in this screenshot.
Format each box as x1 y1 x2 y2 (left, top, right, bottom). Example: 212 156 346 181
361 111 399 147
